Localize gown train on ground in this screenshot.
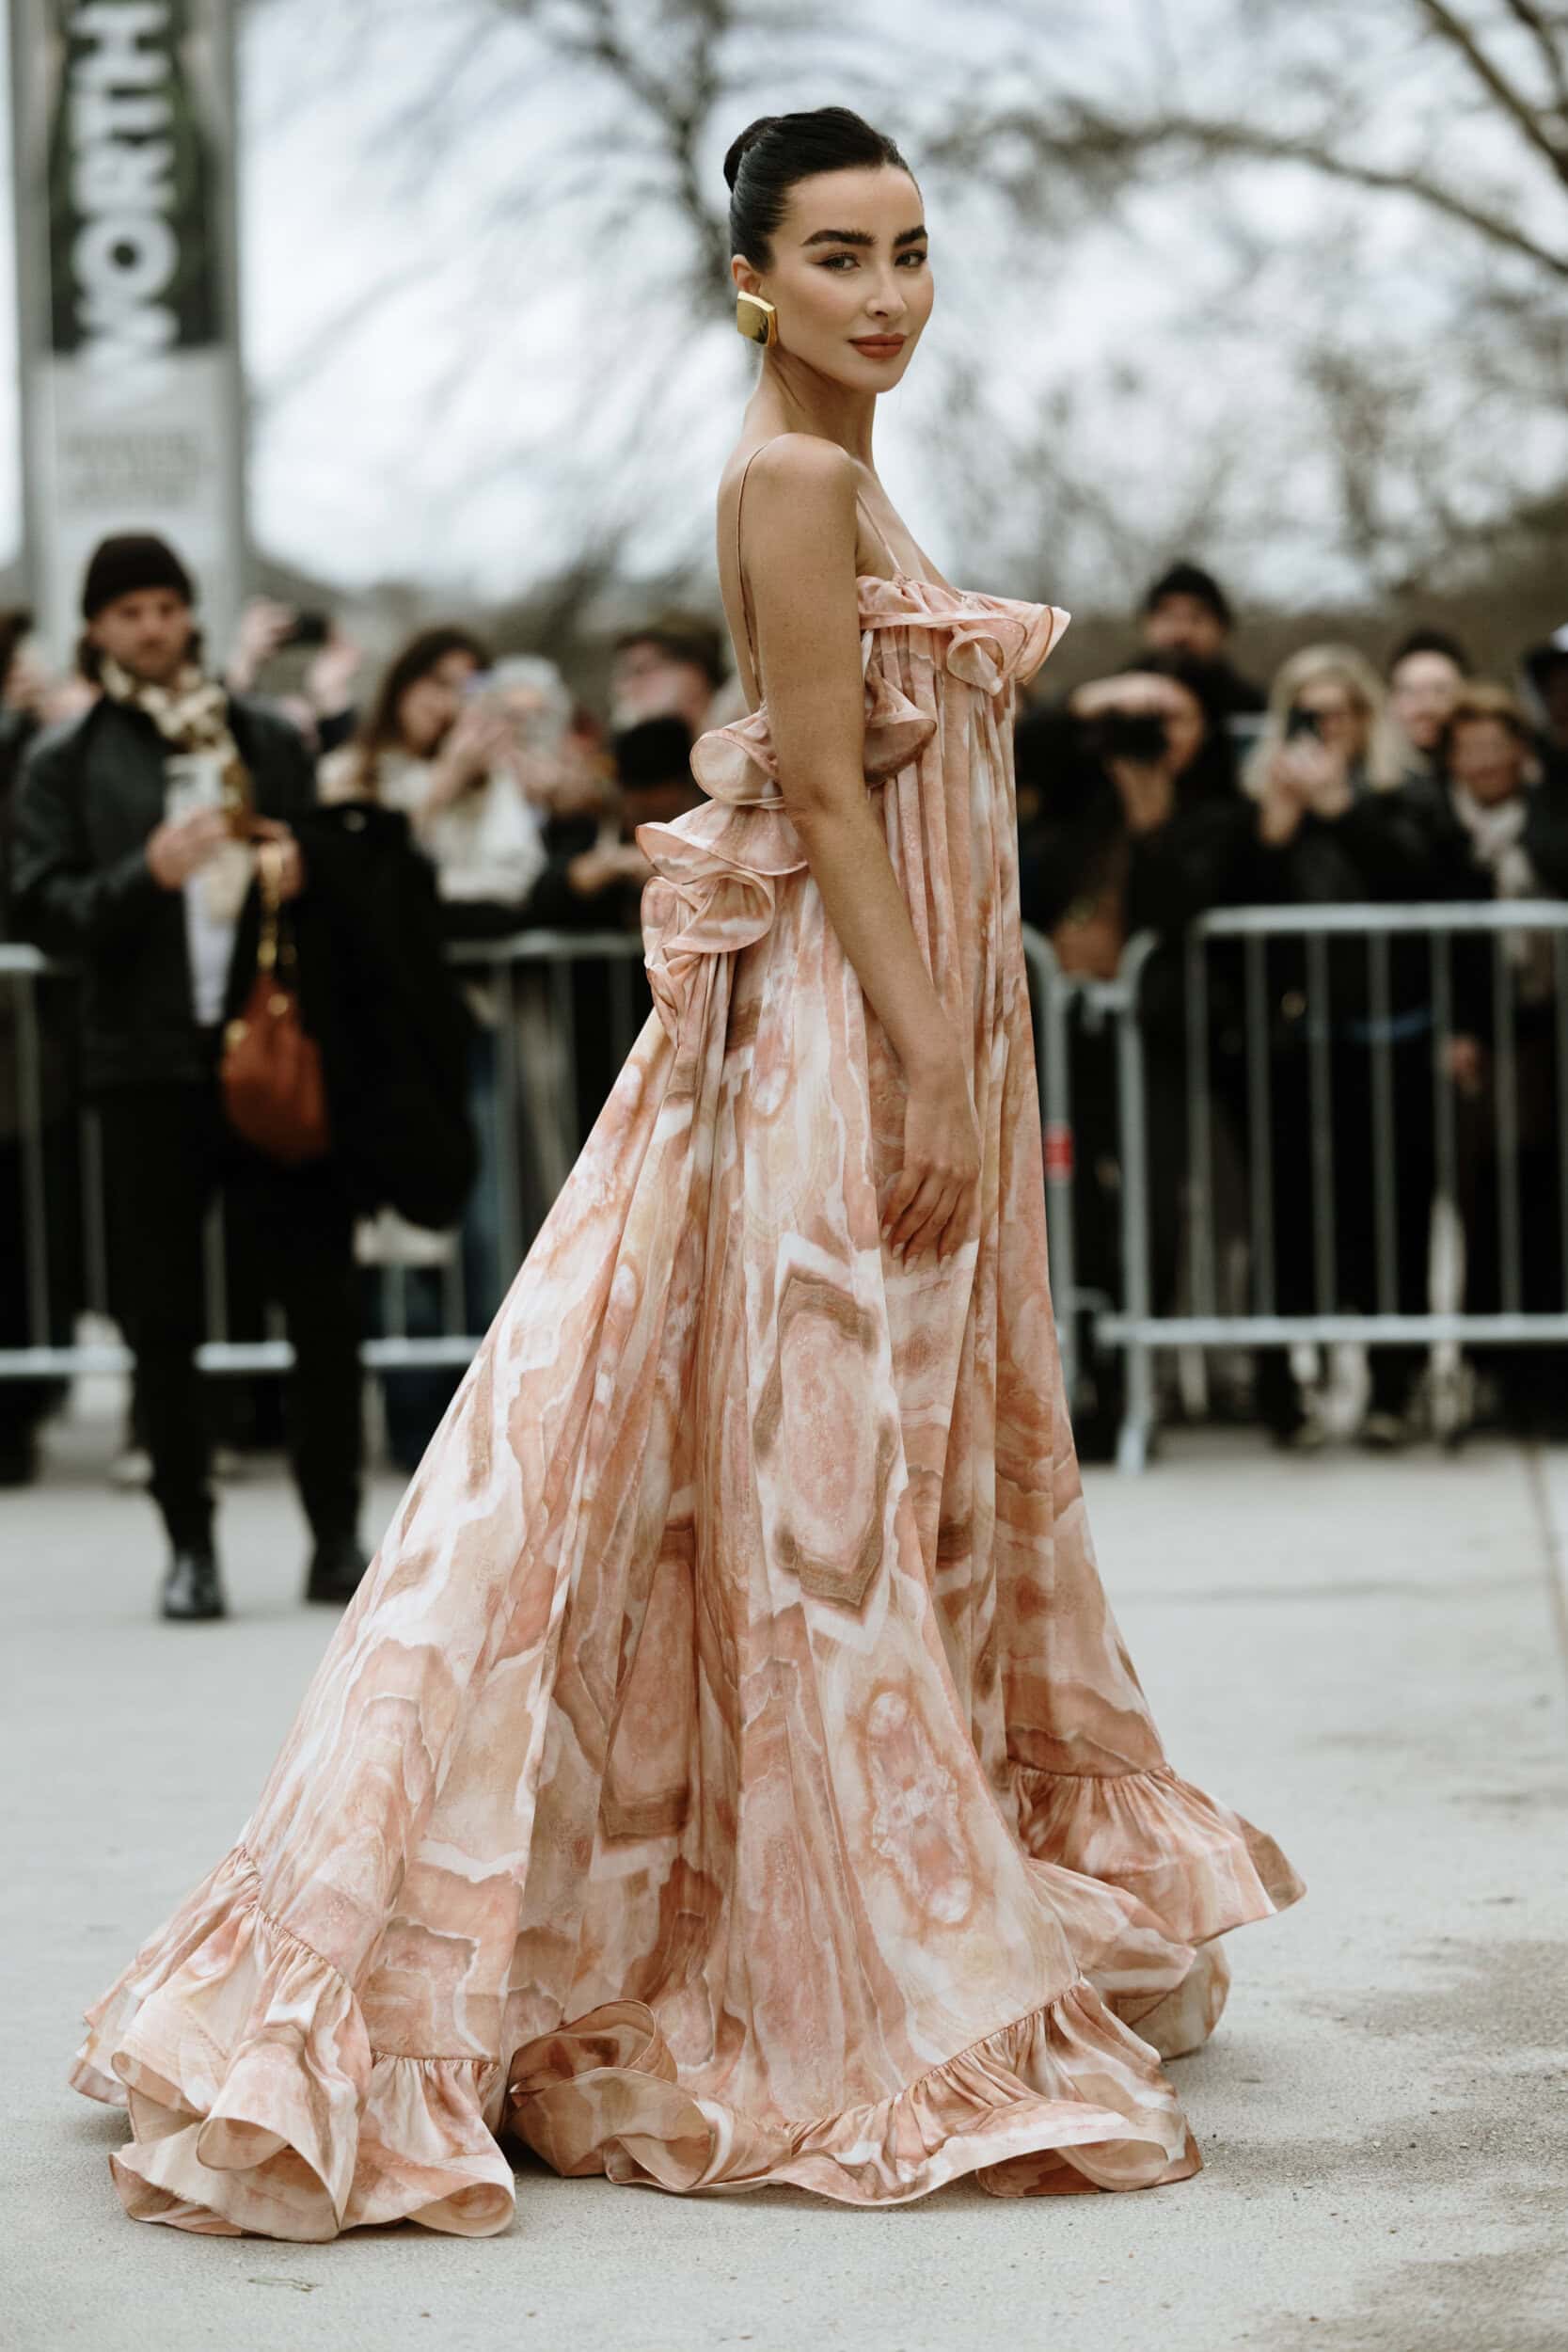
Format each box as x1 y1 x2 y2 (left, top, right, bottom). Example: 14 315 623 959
71 574 1303 2239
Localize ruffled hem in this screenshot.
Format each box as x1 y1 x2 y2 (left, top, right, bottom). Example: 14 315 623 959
1010 1759 1307 1958
70 1847 514 2241
71 1843 1209 2236
507 1981 1197 2205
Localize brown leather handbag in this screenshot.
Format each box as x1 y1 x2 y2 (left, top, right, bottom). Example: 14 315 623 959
221 840 329 1165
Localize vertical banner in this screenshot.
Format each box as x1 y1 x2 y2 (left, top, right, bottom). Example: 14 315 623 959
9 0 245 662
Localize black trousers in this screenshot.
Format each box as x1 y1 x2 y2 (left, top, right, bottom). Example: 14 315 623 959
1060 1015 1188 1454
99 1075 362 1551
1459 1024 1568 1422
1259 1030 1433 1422
0 1117 80 1446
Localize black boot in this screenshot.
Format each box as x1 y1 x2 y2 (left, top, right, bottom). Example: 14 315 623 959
305 1531 369 1607
161 1545 226 1621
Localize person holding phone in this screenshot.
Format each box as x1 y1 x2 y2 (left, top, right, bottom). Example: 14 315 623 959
8 534 366 1619
225 596 365 756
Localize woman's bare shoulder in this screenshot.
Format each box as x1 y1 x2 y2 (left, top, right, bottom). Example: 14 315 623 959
749 431 857 501
721 436 860 590
721 431 857 515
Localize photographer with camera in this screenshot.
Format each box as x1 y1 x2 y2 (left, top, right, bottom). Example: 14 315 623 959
1137 561 1266 726
1015 669 1252 1454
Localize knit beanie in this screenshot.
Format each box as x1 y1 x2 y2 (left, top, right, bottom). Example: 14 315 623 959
81 532 196 620
1141 560 1233 629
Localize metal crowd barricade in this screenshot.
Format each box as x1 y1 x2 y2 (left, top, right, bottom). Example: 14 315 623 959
0 932 649 1384
1017 924 1127 1408
1097 901 1568 1470
15 908 1563 1475
4 927 1093 1402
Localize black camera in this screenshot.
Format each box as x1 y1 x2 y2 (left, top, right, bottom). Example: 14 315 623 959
1089 706 1169 764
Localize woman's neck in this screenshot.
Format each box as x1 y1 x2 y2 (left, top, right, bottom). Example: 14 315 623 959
745 358 878 468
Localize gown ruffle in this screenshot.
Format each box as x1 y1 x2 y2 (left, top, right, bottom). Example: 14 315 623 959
71 574 1303 2239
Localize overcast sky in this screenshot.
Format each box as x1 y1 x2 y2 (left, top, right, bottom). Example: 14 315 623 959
1 0 1561 614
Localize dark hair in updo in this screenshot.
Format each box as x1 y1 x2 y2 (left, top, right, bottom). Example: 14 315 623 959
724 107 913 267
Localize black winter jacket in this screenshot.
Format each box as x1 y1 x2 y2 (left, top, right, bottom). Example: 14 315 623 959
1235 782 1488 1038
8 691 315 1091
261 802 478 1231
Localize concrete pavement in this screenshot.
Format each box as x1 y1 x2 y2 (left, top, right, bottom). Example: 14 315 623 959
5 1399 1566 2352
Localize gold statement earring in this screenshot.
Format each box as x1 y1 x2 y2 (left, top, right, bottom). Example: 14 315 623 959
736 290 778 347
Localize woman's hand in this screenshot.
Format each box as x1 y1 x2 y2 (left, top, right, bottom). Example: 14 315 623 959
1107 754 1174 835
304 630 364 719
1257 739 1351 843
882 1047 981 1265
1257 753 1307 846
567 842 652 898
518 746 613 820
423 707 509 815
1275 737 1352 818
1051 897 1123 977
224 598 295 694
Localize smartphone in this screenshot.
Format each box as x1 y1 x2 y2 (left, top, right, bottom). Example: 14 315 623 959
164 750 226 821
1285 706 1323 742
281 609 331 650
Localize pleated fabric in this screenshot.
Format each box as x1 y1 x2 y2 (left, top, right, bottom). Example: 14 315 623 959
71 574 1303 2238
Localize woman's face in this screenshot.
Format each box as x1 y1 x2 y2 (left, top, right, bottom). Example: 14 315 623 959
396 649 480 755
736 166 932 393
1449 717 1528 806
1389 651 1463 754
1291 675 1367 763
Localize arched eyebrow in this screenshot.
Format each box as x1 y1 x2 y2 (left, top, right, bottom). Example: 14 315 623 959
800 224 928 249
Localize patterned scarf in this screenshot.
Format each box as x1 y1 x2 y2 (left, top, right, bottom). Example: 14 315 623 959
100 655 256 918
98 654 249 796
1450 782 1551 999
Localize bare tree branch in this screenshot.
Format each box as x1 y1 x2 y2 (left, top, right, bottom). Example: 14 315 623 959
926 100 1568 279
1497 0 1568 122
1412 0 1568 188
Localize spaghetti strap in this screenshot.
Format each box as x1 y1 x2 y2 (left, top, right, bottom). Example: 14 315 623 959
733 440 899 684
733 441 774 674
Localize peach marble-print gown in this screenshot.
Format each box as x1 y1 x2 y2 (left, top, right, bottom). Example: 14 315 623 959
70 534 1304 2239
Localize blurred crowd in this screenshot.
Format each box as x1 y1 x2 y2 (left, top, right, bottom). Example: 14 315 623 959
0 532 1565 1612
0 533 721 1615
1017 562 1568 1458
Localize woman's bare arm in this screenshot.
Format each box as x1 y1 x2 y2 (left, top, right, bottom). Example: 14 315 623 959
740 435 978 1260
742 436 950 1079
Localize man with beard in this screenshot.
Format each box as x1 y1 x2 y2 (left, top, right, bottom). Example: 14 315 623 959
1138 559 1265 726
8 535 366 1621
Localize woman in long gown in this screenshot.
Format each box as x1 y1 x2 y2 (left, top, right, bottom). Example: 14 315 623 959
70 105 1303 2241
